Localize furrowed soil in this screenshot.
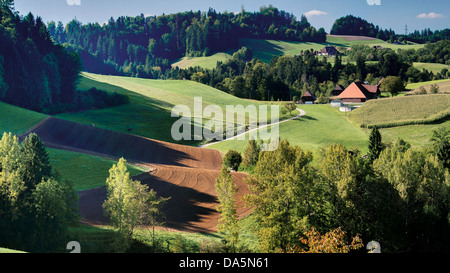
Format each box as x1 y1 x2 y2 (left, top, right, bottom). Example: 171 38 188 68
23 117 251 233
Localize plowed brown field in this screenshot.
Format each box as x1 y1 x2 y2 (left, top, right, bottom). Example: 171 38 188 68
25 117 251 233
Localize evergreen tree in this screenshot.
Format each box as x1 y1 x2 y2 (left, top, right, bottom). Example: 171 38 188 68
20 133 52 191
242 140 261 167
368 126 383 163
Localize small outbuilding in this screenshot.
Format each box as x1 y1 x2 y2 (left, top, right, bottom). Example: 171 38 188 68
318 46 338 56
331 84 345 96
301 91 317 104
330 100 343 107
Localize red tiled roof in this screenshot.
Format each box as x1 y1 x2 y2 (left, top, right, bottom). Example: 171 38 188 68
337 82 368 99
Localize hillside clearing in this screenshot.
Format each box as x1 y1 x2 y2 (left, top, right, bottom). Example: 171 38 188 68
171 52 234 69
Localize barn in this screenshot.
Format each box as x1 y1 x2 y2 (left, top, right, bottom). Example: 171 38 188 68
301 91 317 104
318 46 338 56
331 84 345 96
337 82 380 103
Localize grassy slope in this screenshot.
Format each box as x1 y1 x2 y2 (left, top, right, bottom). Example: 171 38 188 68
377 120 450 149
0 101 47 135
59 72 297 146
348 94 450 128
0 100 143 192
239 38 326 63
413 62 450 74
174 35 427 69
171 52 234 69
49 148 144 191
407 79 450 92
0 247 27 253
208 104 370 158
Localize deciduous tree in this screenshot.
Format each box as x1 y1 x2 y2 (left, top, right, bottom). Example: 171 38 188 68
103 158 169 252
215 167 239 252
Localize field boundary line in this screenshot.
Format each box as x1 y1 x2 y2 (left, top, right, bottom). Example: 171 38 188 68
200 108 306 148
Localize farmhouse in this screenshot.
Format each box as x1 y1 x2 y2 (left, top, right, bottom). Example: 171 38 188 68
301 91 317 104
337 81 380 103
318 46 338 56
331 84 345 96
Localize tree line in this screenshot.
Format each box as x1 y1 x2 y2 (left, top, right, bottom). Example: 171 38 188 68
0 1 129 114
215 127 450 253
331 14 450 44
168 46 421 101
0 133 78 252
47 5 326 78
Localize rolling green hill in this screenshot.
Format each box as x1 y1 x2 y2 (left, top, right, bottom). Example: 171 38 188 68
58 72 297 146
171 35 428 69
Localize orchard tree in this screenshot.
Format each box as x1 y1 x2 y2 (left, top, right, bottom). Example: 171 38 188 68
285 227 363 253
32 178 78 252
430 127 449 169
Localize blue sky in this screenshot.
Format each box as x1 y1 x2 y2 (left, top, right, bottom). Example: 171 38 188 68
13 0 450 33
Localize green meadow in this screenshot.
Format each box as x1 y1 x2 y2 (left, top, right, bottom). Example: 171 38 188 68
407 79 450 92
58 72 297 146
208 104 370 159
413 62 450 74
239 38 326 63
172 52 234 69
0 101 47 135
49 148 145 191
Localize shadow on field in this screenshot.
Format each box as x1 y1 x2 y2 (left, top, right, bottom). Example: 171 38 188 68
26 117 198 169
78 169 219 234
136 171 219 233
75 75 206 147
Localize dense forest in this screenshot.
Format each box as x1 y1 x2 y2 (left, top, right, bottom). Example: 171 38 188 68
0 2 128 114
0 2 81 113
331 15 450 43
236 128 450 253
47 5 326 78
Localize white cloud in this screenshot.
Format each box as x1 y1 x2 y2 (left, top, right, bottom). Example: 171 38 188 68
304 10 328 18
67 0 81 6
417 12 445 19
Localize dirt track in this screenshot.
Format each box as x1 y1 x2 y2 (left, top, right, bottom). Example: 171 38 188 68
25 117 251 233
